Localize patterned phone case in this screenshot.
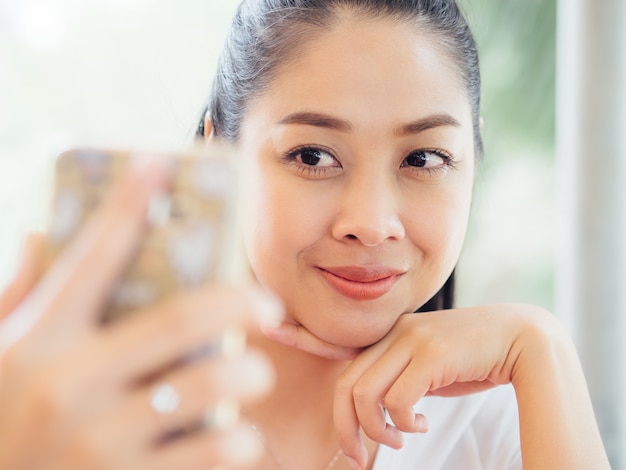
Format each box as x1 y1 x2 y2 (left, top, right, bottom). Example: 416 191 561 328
43 146 240 323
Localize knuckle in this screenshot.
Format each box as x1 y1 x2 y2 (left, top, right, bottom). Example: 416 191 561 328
404 322 431 344
32 365 82 425
381 394 406 417
406 326 446 357
382 400 415 432
34 374 71 422
351 381 375 406
361 421 387 443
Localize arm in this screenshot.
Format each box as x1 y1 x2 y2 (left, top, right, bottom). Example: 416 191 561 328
511 308 609 469
264 304 610 469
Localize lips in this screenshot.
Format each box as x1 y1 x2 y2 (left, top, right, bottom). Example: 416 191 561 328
317 265 405 301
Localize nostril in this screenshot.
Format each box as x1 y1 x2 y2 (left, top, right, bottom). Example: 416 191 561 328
344 233 379 247
333 217 405 246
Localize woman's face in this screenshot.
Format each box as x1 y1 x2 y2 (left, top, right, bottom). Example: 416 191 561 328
236 12 476 348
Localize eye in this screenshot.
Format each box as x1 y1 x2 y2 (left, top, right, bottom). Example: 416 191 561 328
281 145 341 179
292 147 337 167
403 150 446 168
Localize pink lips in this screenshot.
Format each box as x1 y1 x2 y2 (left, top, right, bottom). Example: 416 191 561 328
317 265 405 301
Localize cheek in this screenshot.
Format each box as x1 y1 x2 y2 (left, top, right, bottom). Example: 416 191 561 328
405 181 473 276
240 163 331 290
240 170 282 282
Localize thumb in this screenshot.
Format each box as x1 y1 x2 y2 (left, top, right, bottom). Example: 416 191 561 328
0 232 45 321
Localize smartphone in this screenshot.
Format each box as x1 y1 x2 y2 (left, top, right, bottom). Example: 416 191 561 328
43 146 241 324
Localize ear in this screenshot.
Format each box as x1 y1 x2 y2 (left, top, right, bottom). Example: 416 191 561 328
204 110 214 139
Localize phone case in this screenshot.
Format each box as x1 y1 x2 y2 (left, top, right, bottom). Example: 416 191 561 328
43 146 240 323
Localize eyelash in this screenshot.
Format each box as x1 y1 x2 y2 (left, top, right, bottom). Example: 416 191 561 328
401 148 458 177
281 145 341 178
281 145 457 178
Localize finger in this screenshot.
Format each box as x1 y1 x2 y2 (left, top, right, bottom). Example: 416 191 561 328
50 286 279 414
30 158 170 333
335 342 406 451
0 232 45 320
333 342 399 469
333 375 368 470
145 424 264 470
91 284 283 386
123 350 274 445
159 426 263 470
353 375 405 448
354 341 430 438
261 321 362 361
66 422 264 470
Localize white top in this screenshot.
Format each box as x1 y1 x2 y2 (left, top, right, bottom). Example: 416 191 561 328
372 385 522 469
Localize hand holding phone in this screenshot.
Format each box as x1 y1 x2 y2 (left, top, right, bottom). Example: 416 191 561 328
0 146 278 470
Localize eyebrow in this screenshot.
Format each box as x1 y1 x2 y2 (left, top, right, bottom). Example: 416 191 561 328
277 112 354 132
277 111 461 136
396 114 461 136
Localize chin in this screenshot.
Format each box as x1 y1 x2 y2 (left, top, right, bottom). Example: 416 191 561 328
312 320 393 349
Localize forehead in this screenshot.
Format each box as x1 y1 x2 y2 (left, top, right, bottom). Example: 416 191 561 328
244 11 472 130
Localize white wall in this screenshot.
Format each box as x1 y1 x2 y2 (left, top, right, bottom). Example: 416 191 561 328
556 0 626 466
0 0 241 284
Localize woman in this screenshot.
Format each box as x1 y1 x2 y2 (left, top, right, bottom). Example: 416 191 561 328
0 0 610 469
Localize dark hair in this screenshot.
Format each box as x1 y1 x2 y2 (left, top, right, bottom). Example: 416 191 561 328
196 0 481 311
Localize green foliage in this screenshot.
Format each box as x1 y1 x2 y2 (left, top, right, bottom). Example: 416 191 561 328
455 0 557 309
463 0 557 161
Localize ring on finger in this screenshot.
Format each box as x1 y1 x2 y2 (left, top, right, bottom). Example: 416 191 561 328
150 382 183 437
150 383 180 415
203 397 241 432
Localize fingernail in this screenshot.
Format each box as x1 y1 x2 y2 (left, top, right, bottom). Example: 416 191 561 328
146 191 171 227
203 397 241 431
415 413 429 432
347 457 361 470
219 327 247 359
251 288 285 328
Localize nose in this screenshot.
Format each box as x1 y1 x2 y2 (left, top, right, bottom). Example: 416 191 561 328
331 173 405 246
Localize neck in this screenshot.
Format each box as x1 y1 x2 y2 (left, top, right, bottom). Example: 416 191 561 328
247 331 349 426
245 332 378 470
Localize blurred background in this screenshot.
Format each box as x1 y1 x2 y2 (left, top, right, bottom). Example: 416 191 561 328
0 0 558 306
0 0 623 466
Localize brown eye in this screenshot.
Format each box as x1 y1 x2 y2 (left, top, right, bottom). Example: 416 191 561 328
282 145 342 180
403 150 447 169
405 151 428 167
300 148 324 165
289 146 338 167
